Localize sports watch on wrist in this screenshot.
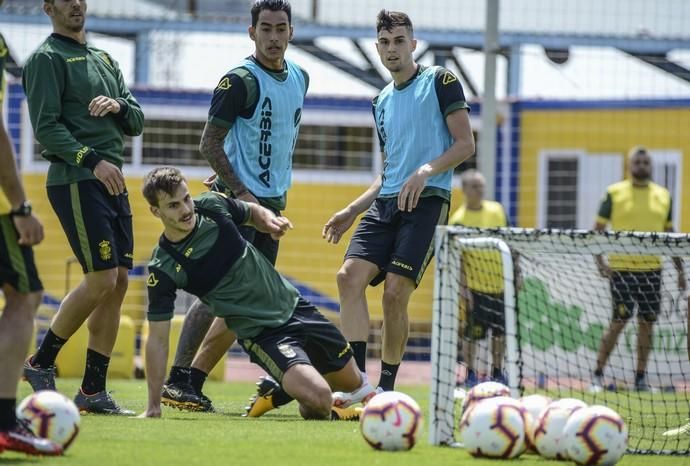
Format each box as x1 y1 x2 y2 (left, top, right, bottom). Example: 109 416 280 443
10 201 32 217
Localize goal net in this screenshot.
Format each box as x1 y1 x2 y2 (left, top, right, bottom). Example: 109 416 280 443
430 226 690 455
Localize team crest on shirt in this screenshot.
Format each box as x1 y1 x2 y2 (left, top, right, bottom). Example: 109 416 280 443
278 344 296 359
216 77 232 90
442 71 458 85
146 273 159 287
98 240 112 261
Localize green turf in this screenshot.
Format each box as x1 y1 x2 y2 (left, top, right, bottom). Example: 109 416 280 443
2 379 686 465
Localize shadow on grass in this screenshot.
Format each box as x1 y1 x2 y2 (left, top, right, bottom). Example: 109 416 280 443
0 457 43 464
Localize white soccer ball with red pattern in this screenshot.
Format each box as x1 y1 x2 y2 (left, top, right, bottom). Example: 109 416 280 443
16 390 80 449
520 394 552 452
359 391 422 451
533 398 587 459
459 396 527 459
564 405 628 466
461 381 511 415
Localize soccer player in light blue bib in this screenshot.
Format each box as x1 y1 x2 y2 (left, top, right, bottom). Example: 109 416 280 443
324 10 475 393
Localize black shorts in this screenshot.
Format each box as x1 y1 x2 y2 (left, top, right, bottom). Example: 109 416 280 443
464 291 505 340
345 196 449 286
237 298 353 384
47 180 133 273
610 270 661 322
0 215 42 293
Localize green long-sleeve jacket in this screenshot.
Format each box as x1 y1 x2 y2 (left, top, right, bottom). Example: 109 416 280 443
22 34 144 186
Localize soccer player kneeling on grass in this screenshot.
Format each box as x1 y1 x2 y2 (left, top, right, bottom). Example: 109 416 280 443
139 167 374 420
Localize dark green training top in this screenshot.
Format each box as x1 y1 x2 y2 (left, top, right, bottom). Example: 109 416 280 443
22 33 144 186
146 192 300 339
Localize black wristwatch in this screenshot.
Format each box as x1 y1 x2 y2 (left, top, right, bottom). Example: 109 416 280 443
10 201 32 217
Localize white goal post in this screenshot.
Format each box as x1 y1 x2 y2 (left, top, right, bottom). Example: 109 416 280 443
429 235 518 446
429 226 690 455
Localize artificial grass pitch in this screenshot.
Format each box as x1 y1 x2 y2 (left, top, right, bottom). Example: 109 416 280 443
3 378 683 466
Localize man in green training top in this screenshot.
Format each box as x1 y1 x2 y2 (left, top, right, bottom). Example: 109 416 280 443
140 167 373 421
21 0 144 415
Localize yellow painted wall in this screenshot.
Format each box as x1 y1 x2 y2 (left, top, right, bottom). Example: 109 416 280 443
518 107 690 230
23 174 211 327
23 173 464 326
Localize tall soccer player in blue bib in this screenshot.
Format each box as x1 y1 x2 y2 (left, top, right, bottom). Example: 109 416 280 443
160 0 309 413
324 10 475 403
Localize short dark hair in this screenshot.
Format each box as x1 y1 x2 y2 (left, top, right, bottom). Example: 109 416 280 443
376 10 413 36
251 0 291 27
142 166 186 207
628 145 649 160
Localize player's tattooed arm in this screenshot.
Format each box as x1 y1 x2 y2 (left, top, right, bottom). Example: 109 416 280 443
199 122 250 197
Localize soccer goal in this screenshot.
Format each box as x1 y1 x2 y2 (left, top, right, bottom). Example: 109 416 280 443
429 226 690 455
